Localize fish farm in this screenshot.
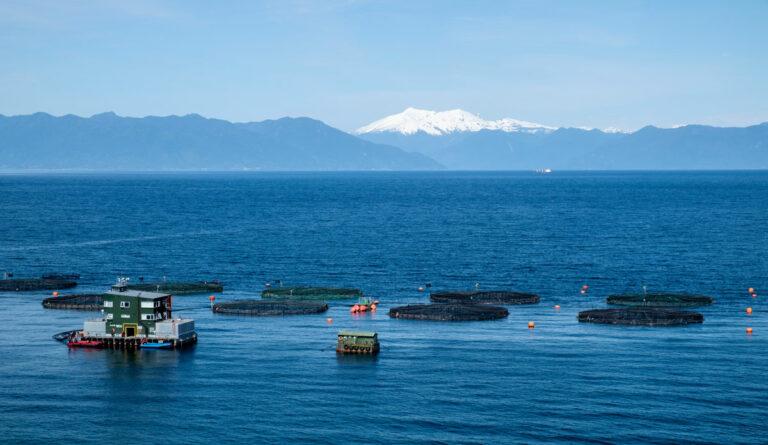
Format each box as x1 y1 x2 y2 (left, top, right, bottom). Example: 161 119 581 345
42 294 104 310
577 308 705 326
212 300 329 316
430 290 540 305
126 281 223 295
389 303 509 321
607 292 714 307
261 286 363 300
0 277 78 291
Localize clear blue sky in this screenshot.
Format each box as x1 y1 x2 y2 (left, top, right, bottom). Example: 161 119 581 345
1 0 766 131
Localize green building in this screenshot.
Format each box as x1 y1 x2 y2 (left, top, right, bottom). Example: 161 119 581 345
102 280 172 337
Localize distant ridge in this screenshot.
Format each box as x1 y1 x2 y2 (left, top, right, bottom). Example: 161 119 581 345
0 112 441 171
357 109 768 170
356 107 556 136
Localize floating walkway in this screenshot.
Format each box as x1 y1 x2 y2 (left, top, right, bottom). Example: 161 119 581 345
389 303 509 321
578 308 704 326
213 300 329 316
261 286 362 300
430 290 540 305
42 294 103 310
607 292 714 307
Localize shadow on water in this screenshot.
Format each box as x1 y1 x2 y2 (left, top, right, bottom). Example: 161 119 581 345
335 353 380 367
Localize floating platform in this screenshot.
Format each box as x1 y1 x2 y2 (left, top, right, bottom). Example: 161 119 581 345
0 278 78 291
53 329 196 350
337 330 379 354
577 308 704 326
212 300 329 316
607 292 714 307
430 290 540 305
389 303 509 321
75 334 196 350
126 281 223 295
261 286 362 300
42 294 104 310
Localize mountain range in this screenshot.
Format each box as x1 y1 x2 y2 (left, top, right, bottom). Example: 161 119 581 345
357 108 768 170
0 109 766 171
0 112 438 171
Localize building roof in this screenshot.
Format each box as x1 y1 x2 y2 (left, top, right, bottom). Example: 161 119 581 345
338 330 377 337
105 289 171 299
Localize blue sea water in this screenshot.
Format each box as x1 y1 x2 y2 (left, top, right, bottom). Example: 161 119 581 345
0 171 766 444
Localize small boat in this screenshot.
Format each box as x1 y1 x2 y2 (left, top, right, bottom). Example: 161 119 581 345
140 342 173 349
67 340 104 349
350 298 379 313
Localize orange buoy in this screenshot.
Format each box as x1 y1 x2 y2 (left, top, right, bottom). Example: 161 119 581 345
746 307 753 315
209 295 215 301
326 317 333 324
528 321 535 329
52 291 59 297
748 287 755 294
746 327 753 335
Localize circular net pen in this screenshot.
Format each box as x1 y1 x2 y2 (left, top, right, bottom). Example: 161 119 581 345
261 287 362 301
42 294 104 310
127 281 223 295
578 307 704 326
213 300 329 316
607 293 714 307
430 290 540 305
389 303 509 321
0 278 78 291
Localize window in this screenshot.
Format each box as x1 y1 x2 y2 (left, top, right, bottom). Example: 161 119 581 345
106 313 114 320
142 314 155 321
103 301 113 308
121 314 130 319
140 301 154 309
120 301 130 308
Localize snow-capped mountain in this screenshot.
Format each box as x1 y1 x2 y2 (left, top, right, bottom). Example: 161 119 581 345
356 107 556 136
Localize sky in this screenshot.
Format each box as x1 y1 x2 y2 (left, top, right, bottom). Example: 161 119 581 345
0 0 766 132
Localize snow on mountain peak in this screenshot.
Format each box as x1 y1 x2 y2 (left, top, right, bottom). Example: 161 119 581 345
355 107 557 136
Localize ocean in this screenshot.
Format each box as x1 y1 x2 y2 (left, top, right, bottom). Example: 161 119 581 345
0 171 765 444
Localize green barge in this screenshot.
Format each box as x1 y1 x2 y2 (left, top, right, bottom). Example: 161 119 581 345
67 279 197 349
336 330 379 354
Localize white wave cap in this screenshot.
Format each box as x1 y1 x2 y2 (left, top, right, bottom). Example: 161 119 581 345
356 107 557 136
